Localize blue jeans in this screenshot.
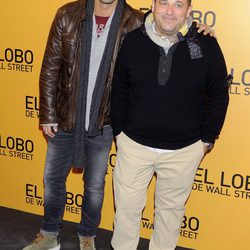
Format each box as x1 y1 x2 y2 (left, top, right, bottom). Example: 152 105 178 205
40 125 113 237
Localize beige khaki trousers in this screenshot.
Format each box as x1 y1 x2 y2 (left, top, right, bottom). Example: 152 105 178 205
111 132 204 250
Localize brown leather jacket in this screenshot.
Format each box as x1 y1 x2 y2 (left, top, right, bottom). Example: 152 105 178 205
39 0 143 131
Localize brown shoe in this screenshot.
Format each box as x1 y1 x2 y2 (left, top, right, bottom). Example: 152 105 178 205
22 233 60 250
79 237 96 250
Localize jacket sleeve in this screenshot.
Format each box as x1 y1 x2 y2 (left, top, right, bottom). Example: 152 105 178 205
39 9 64 125
201 37 229 143
110 37 131 137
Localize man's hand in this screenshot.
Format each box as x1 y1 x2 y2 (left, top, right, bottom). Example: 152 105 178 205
42 125 58 138
196 23 216 38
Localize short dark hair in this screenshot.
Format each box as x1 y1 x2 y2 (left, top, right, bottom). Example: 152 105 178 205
155 0 192 6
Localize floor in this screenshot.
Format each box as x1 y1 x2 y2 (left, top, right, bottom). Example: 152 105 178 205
0 206 192 250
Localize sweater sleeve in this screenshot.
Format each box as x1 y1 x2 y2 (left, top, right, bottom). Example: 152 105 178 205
201 37 229 143
110 36 131 137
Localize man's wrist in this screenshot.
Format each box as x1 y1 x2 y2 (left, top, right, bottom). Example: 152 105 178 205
203 142 214 151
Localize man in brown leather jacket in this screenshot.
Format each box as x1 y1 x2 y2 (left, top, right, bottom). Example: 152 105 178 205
22 0 214 249
23 1 143 250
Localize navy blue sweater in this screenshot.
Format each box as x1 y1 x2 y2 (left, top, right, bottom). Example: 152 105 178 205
111 26 229 149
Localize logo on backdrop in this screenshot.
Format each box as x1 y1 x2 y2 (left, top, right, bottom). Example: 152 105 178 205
191 10 216 27
228 67 250 96
193 167 250 200
190 10 250 97
180 215 200 240
25 184 82 215
0 134 34 160
141 214 200 240
0 48 34 73
108 152 116 173
25 96 39 119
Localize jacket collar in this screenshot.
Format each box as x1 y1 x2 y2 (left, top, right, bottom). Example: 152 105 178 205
79 1 134 29
120 2 133 24
80 0 87 20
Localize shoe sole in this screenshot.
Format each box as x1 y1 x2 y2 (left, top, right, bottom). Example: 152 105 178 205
49 244 61 250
